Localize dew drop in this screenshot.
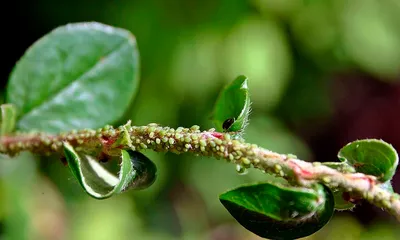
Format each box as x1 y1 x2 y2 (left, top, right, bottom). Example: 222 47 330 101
236 164 248 175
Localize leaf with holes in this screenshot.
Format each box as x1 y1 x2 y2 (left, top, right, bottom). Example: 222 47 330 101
63 142 157 199
219 182 334 240
6 22 140 133
338 139 399 182
212 75 251 133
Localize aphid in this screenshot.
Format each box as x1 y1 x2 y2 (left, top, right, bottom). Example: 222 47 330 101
222 118 235 131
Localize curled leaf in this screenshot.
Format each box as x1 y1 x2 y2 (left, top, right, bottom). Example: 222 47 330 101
63 142 157 199
212 75 251 133
338 139 399 182
0 104 17 135
219 182 334 239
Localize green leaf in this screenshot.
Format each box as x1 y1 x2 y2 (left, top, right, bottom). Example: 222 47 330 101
212 75 251 133
338 139 399 182
6 22 140 133
219 182 334 240
0 104 17 135
63 142 157 199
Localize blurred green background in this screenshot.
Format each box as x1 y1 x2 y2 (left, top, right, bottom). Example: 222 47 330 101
1 0 400 239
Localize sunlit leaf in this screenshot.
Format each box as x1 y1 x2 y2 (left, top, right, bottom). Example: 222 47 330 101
338 139 399 182
0 104 17 135
6 22 140 133
212 75 251 133
63 142 157 199
219 182 334 239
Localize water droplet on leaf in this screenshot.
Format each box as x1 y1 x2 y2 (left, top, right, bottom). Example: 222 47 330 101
236 164 248 175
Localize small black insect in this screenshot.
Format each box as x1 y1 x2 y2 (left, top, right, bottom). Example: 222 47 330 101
222 118 235 131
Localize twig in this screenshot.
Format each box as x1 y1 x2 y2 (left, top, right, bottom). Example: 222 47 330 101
1 123 399 220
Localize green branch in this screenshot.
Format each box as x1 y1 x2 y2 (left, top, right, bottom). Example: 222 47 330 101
1 123 399 221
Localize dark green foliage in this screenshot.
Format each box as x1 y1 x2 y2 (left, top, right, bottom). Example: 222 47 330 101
219 182 334 239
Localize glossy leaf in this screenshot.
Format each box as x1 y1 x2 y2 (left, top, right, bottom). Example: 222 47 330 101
0 104 17 135
338 139 399 182
212 75 251 132
63 142 157 199
219 182 334 239
6 22 140 133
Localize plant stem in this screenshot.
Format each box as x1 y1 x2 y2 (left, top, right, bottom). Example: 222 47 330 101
1 123 399 221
